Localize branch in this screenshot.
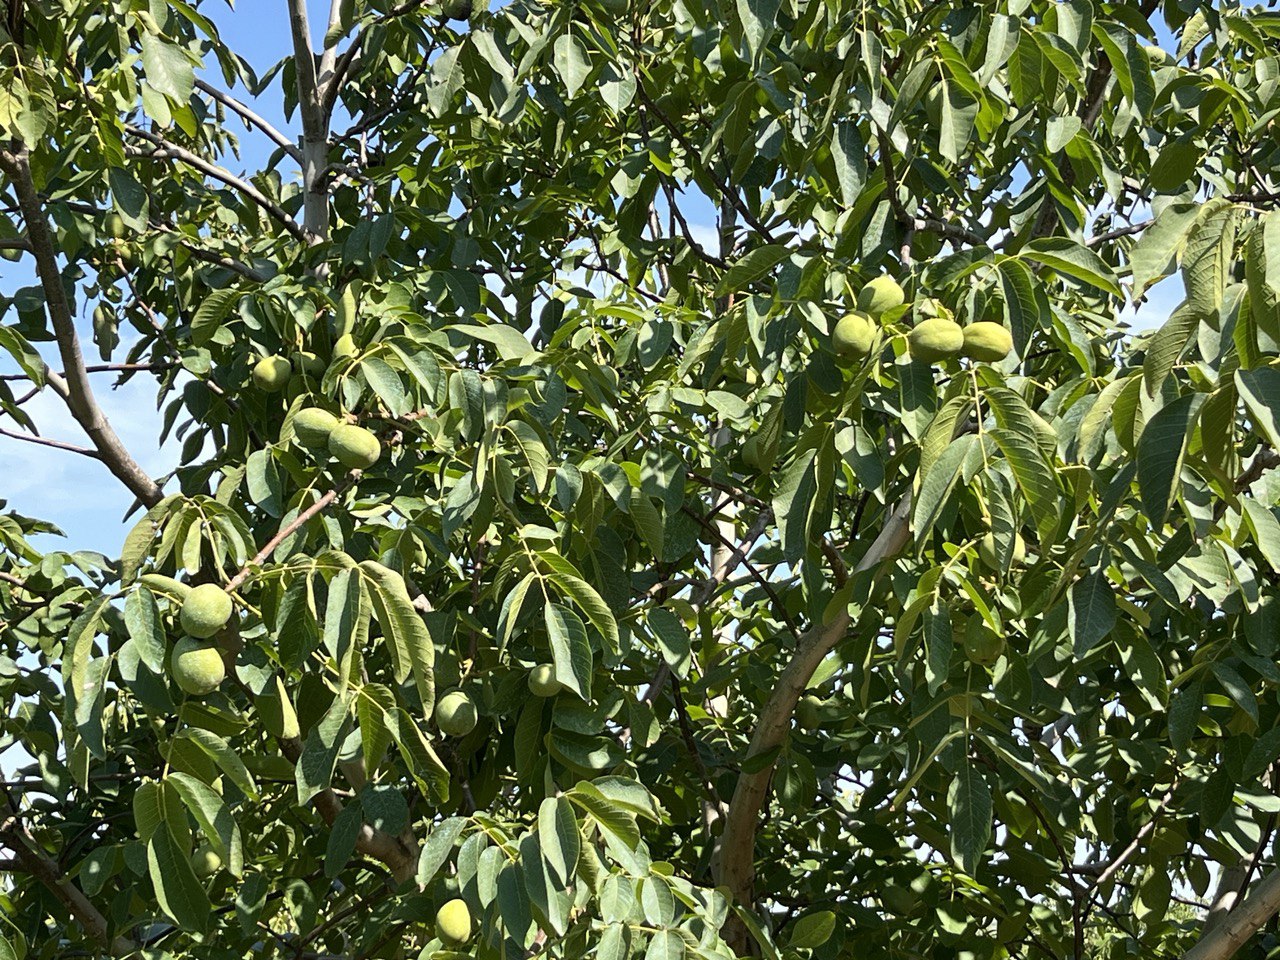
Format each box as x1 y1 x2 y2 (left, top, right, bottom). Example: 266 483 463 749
682 505 797 639
636 83 777 244
0 146 164 507
225 477 356 592
0 362 171 382
1186 868 1280 960
1 800 135 954
1086 219 1153 247
321 0 432 123
286 0 331 242
194 79 302 161
276 736 416 883
124 125 308 243
1029 0 1162 240
1236 448 1280 493
0 237 30 251
715 493 913 943
148 220 272 282
0 426 101 459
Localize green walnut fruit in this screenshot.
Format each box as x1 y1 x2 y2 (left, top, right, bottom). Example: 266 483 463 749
528 664 564 697
170 637 226 696
435 690 478 737
1144 44 1174 67
907 318 964 363
831 311 877 363
332 334 358 361
796 694 824 732
978 531 1027 570
104 212 126 240
191 844 223 879
441 0 474 20
962 322 1014 362
292 408 340 450
856 276 906 317
328 423 381 470
252 355 292 392
436 898 472 945
180 583 233 639
963 618 1006 667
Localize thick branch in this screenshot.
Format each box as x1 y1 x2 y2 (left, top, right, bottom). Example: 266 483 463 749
276 736 416 883
286 0 331 242
0 146 163 506
1 801 135 954
715 494 913 937
1187 868 1280 960
124 126 307 242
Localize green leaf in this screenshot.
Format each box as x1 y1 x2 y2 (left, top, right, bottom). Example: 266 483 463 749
1237 366 1280 451
296 694 350 805
1183 201 1237 318
360 562 435 714
937 81 979 165
391 708 451 803
147 823 210 932
245 448 284 518
914 435 971 544
537 795 580 887
417 817 466 886
175 728 258 800
789 911 837 949
644 929 685 960
545 602 592 701
1244 501 1280 572
140 35 196 103
947 765 991 876
639 875 675 926
737 0 778 63
1137 393 1199 526
716 245 790 295
1020 238 1123 298
451 323 536 361
124 588 166 674
831 121 866 205
0 325 44 386
190 288 238 346
1070 572 1116 657
647 607 690 677
325 803 362 879
542 555 620 656
1142 304 1200 397
552 34 591 99
168 771 243 877
507 420 550 493
1129 202 1198 298
360 356 409 416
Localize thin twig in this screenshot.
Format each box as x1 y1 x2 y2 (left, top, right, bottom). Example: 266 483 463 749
224 475 357 592
0 426 101 459
195 79 302 160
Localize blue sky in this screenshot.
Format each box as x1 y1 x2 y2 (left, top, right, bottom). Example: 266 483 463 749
0 3 1185 559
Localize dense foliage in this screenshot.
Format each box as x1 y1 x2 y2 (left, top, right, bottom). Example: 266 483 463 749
3 1 1280 958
